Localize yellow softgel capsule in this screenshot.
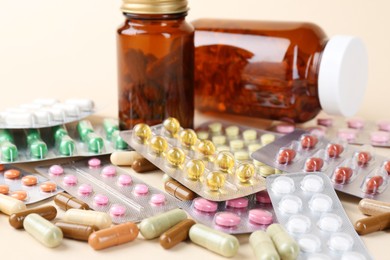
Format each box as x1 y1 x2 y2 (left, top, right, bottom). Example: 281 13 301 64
236 163 255 183
206 171 226 191
132 123 152 144
149 135 168 155
163 117 180 137
166 147 186 167
215 151 235 173
179 129 198 148
197 140 216 156
186 159 205 180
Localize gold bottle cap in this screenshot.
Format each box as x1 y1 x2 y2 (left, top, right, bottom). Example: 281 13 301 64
121 0 188 14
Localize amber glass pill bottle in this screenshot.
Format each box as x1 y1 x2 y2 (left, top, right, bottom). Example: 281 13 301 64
117 0 194 130
193 19 368 123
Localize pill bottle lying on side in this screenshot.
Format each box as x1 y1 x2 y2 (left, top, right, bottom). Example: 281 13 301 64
193 19 368 123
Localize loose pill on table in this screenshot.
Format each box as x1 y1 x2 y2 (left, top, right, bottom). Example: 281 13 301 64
0 193 26 215
49 165 64 175
304 157 324 172
358 198 390 216
189 224 239 257
193 198 218 213
78 184 93 196
88 222 139 250
160 219 196 249
64 209 112 229
277 148 296 164
226 197 248 209
215 212 241 228
109 204 126 217
0 184 9 194
55 221 98 241
139 208 187 239
24 213 63 248
267 224 299 260
10 190 28 201
332 167 353 184
63 175 78 186
54 192 90 211
40 182 57 192
300 135 318 149
164 179 196 201
364 176 384 194
134 184 149 195
163 117 181 137
117 174 132 186
186 159 205 180
249 230 280 260
110 151 143 166
131 158 158 173
249 209 273 225
88 158 101 168
326 143 344 158
4 169 21 179
354 212 390 235
21 175 38 186
9 205 57 229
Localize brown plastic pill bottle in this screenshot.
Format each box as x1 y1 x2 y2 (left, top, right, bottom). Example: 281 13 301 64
192 19 368 123
117 0 194 130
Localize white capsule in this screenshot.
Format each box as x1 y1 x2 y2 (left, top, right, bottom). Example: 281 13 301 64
64 209 112 229
24 213 63 248
0 193 26 215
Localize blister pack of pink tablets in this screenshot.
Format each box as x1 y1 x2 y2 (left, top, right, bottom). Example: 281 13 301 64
0 98 96 128
35 158 180 223
267 172 372 259
0 165 63 204
180 190 275 234
120 118 268 201
0 118 129 164
315 116 390 147
252 129 390 202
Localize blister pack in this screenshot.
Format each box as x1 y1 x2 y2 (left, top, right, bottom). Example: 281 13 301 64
180 190 275 234
0 98 96 129
0 165 63 204
252 129 390 202
120 118 268 201
35 158 180 223
0 118 129 164
266 172 372 260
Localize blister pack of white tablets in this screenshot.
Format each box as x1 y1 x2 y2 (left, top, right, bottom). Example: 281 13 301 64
0 118 129 164
0 98 96 128
252 130 390 202
267 172 372 260
35 158 180 223
180 190 275 234
0 165 63 204
120 118 268 201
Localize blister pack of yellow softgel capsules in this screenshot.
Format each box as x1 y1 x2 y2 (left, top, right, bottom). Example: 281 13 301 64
120 118 267 201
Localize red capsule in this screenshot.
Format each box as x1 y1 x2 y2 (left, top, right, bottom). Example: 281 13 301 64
384 161 390 175
365 176 384 194
301 135 318 149
277 149 296 164
333 167 353 184
305 157 324 172
327 144 344 158
357 152 372 166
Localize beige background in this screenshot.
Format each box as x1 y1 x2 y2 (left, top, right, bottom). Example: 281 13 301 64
0 1 389 259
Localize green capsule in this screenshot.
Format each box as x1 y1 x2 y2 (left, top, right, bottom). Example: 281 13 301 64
139 208 187 239
267 224 299 260
24 213 63 248
26 129 41 145
189 224 239 258
53 126 69 144
250 230 280 260
1 141 18 162
77 120 94 142
103 118 119 140
112 130 128 150
0 129 14 143
58 135 76 156
29 140 48 159
86 133 104 153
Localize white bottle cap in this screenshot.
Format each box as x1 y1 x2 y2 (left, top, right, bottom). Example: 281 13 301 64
318 35 368 117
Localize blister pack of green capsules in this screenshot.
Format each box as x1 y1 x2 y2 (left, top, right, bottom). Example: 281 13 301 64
0 118 129 164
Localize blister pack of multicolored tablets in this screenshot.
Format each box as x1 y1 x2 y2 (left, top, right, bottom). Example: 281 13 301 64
0 98 96 128
252 129 390 202
315 116 390 147
266 172 372 260
120 118 268 201
35 158 180 223
0 165 63 204
0 118 129 164
180 190 275 234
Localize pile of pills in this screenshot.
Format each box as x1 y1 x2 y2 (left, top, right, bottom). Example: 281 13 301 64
266 172 372 259
180 191 274 234
120 118 271 201
253 129 390 201
35 158 180 223
0 165 62 204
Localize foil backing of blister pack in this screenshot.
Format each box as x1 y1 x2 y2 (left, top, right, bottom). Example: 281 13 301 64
266 172 372 260
35 158 180 223
0 166 63 204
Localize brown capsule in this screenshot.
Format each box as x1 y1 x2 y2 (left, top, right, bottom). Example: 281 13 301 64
160 219 196 249
54 192 90 211
55 220 98 241
358 198 390 216
164 179 197 201
9 205 57 229
354 212 390 235
131 158 158 173
88 222 139 250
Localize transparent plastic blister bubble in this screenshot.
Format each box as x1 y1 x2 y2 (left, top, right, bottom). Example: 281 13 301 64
252 130 390 202
35 158 180 223
0 118 130 164
120 118 269 201
180 190 275 234
267 172 373 260
0 165 63 204
0 98 97 129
